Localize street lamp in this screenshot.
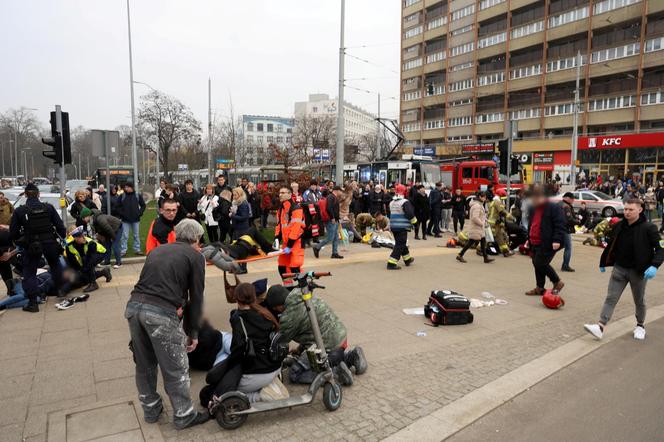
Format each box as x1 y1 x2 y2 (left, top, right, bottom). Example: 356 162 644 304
126 0 139 193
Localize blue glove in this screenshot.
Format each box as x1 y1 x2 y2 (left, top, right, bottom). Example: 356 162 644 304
644 266 657 280
599 267 606 273
282 247 292 255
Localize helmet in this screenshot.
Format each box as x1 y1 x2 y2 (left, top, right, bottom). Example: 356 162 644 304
446 238 457 248
542 290 565 309
609 217 620 225
495 188 507 197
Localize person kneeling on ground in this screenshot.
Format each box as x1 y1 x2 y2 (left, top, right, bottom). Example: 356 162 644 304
199 283 285 407
265 285 367 386
64 226 111 293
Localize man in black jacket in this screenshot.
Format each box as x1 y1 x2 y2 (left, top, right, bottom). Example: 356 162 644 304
214 175 230 196
178 179 200 221
119 182 146 256
525 190 567 296
313 186 343 259
426 182 443 238
125 219 209 429
559 192 578 272
584 198 664 341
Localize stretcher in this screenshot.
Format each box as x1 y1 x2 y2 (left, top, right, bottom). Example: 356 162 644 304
234 250 284 264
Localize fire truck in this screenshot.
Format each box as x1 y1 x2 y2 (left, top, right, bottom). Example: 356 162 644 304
440 159 524 197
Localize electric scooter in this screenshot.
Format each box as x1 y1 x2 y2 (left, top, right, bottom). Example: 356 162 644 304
210 271 343 430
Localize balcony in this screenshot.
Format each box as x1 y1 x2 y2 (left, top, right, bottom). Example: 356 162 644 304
585 107 636 125
640 103 664 121
477 41 507 59
510 23 545 51
509 75 542 91
425 51 446 64
546 7 589 41
592 0 642 30
477 0 508 22
475 121 505 135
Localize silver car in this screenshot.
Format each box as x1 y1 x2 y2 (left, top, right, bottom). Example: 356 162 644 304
551 190 624 217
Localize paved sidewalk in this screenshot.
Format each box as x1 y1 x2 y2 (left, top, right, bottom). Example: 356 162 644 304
0 236 661 441
450 316 664 442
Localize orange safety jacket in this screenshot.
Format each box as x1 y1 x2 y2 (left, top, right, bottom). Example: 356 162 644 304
145 218 176 255
275 200 305 268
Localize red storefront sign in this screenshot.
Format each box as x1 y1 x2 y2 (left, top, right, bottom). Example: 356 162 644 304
462 143 495 154
578 132 664 150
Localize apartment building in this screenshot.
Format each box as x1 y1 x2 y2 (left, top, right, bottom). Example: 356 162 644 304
401 0 664 182
240 115 294 166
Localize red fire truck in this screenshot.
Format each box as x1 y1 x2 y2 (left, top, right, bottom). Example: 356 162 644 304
440 160 523 197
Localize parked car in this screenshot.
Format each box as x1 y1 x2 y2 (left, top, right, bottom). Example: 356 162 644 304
12 193 74 223
550 190 624 217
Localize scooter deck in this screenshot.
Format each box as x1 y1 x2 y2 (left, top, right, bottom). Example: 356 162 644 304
237 393 314 414
235 250 284 264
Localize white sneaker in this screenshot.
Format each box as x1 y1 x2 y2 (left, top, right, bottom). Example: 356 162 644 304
584 323 603 340
113 264 121 269
633 326 646 340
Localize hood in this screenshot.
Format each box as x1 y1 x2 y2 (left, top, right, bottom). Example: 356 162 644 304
470 199 482 208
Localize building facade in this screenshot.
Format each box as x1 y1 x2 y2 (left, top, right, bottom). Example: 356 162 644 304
294 93 378 153
240 115 294 166
400 0 664 172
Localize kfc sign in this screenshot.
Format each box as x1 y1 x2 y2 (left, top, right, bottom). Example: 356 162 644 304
579 132 664 150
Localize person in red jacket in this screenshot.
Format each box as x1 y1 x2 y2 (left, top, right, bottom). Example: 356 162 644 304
145 199 178 254
274 186 305 280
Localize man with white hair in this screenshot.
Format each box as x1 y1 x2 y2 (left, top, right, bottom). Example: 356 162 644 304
125 219 209 430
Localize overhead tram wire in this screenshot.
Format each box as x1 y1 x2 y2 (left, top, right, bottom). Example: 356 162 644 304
344 51 399 75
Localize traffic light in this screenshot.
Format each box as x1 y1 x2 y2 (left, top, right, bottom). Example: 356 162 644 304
498 139 508 175
42 111 71 165
510 154 520 175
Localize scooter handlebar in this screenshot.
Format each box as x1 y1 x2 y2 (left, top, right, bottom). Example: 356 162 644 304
282 271 332 279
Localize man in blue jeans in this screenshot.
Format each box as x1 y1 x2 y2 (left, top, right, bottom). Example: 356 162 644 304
559 192 577 272
313 186 344 260
118 182 146 256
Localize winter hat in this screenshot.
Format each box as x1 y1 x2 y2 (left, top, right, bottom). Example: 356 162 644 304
265 285 289 308
25 183 39 192
252 278 268 296
80 208 93 219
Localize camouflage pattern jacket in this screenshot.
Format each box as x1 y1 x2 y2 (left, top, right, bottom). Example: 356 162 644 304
279 288 347 350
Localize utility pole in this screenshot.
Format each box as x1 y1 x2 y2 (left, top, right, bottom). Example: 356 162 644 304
377 93 381 159
506 120 517 198
570 50 582 189
335 0 346 183
55 105 68 223
208 77 213 183
126 0 139 192
0 141 5 177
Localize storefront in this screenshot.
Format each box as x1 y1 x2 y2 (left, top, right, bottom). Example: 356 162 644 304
578 132 664 185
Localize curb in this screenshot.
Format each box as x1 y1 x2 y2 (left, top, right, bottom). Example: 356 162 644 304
383 303 664 442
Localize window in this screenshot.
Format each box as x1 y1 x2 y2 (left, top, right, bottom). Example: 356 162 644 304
451 24 473 36
448 116 472 127
450 98 472 107
450 42 474 57
480 0 505 10
510 64 542 80
545 103 575 116
645 37 664 53
594 0 641 15
581 192 598 201
404 12 420 26
426 51 446 64
478 32 506 49
404 90 422 101
403 122 421 133
479 166 493 180
312 106 318 113
276 136 284 142
276 124 283 132
425 84 445 96
267 124 274 132
511 108 541 120
587 95 636 111
449 79 474 92
477 71 505 86
246 135 254 142
641 91 664 105
287 128 292 134
286 136 292 143
246 123 254 131
591 42 640 63
266 136 274 143
404 44 419 57
548 6 588 28
546 55 585 73
404 0 420 6
404 25 423 39
427 16 448 31
257 136 264 144
462 168 473 178
511 20 544 39
450 61 473 72
447 135 473 142
257 123 264 132
476 112 504 123
424 120 445 130
403 58 423 70
451 4 475 21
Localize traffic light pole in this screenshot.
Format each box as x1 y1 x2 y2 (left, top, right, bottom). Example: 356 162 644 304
55 105 68 224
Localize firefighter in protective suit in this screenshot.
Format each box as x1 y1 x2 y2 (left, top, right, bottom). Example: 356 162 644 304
274 185 305 279
9 183 66 312
488 195 515 257
387 193 417 270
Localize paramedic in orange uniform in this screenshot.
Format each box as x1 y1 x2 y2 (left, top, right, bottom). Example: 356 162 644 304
275 186 305 279
145 199 178 254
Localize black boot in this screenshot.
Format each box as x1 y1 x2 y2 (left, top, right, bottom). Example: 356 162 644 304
345 347 368 375
179 412 210 429
22 301 39 313
83 282 99 293
334 361 354 386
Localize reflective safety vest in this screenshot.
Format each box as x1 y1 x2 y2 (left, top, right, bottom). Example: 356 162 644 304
275 200 305 244
65 237 106 267
234 234 265 256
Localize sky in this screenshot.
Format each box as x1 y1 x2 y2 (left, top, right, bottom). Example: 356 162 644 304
0 0 401 131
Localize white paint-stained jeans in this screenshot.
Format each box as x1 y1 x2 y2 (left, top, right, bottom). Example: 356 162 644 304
125 301 197 429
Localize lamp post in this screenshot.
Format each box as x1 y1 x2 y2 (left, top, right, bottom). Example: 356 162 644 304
126 0 139 192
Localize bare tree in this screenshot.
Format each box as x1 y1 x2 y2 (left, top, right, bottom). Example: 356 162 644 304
0 107 42 177
137 90 201 176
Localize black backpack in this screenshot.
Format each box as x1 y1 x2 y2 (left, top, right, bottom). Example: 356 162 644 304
425 290 473 326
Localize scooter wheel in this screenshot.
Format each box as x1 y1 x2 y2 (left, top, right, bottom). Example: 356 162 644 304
322 382 343 411
215 393 249 430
